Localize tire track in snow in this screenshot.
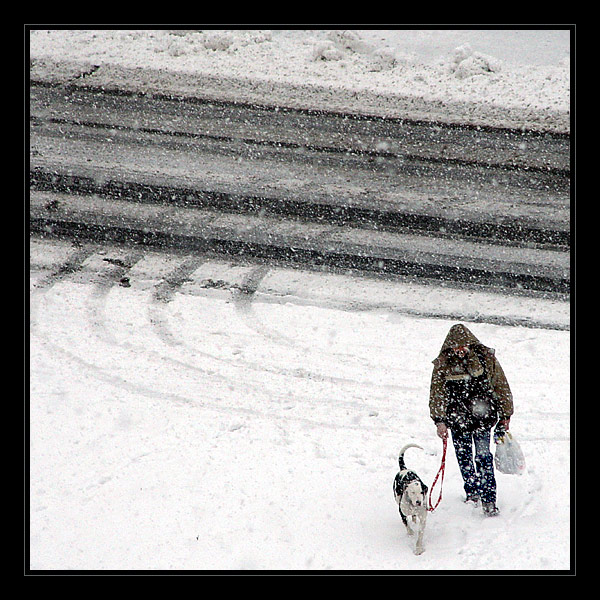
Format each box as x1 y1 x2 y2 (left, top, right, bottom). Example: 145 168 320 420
233 265 373 362
29 249 418 429
147 256 206 347
233 264 298 347
31 244 95 291
148 261 415 404
86 250 146 345
31 307 400 435
231 265 409 390
83 255 293 398
46 256 395 428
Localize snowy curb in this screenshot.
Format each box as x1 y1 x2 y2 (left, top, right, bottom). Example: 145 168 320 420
30 58 569 134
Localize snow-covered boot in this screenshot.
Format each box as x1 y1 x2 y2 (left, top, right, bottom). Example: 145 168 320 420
482 501 499 517
464 494 480 505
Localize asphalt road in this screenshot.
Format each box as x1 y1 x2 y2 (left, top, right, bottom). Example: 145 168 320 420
29 82 570 296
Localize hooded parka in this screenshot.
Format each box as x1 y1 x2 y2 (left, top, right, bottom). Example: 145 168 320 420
429 324 513 431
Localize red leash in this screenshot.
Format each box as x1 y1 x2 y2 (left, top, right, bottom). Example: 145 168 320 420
428 436 447 512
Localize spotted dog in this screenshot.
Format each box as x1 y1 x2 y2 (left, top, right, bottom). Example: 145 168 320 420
393 444 428 555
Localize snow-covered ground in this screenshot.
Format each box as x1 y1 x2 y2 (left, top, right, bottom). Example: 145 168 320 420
28 29 572 571
29 239 570 571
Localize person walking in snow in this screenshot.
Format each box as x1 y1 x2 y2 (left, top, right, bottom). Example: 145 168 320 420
429 324 513 516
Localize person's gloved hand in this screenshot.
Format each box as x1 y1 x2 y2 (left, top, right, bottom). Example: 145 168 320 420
493 418 510 443
436 423 448 439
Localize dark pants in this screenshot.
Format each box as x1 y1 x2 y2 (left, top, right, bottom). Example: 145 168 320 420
450 428 496 503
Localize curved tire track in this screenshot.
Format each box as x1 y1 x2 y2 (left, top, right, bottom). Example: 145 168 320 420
31 253 411 429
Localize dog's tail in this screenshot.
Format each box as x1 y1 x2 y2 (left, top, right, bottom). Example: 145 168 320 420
398 444 423 471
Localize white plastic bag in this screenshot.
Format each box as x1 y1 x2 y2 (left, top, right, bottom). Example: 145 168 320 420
494 432 526 475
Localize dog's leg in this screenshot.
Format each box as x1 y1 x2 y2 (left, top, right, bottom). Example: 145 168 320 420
399 506 408 528
415 537 424 555
414 512 426 555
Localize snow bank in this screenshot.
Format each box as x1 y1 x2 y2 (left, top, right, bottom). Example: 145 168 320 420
29 29 571 132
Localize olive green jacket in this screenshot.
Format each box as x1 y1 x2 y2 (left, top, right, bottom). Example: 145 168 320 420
429 324 514 425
